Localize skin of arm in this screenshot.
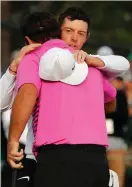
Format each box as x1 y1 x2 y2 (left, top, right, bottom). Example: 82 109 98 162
7 48 41 168
86 54 130 78
7 84 37 168
85 55 105 68
74 50 130 78
9 44 41 74
8 84 38 143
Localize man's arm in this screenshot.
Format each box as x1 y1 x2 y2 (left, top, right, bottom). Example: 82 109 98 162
74 50 130 80
87 54 130 80
7 51 41 168
85 56 117 113
8 84 37 143
0 44 41 111
7 84 37 168
0 69 16 111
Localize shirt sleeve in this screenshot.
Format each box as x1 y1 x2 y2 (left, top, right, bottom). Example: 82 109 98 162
2 109 28 145
103 76 117 103
90 55 130 80
17 53 41 96
0 69 16 111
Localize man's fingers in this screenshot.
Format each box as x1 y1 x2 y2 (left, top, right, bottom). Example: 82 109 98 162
8 159 23 169
77 53 83 63
74 51 87 63
80 55 86 63
30 43 41 47
28 43 41 48
29 44 41 50
18 148 24 155
74 53 78 62
10 149 24 157
8 153 24 161
7 157 23 168
14 155 24 162
78 51 87 63
20 44 41 56
11 155 24 162
76 52 83 63
7 141 23 168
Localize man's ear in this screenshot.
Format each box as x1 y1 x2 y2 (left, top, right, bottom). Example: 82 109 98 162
25 36 33 45
86 32 90 42
25 37 29 45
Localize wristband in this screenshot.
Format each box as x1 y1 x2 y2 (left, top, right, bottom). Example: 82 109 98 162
9 67 17 74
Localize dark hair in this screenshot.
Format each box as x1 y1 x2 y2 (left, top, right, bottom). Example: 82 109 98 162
116 76 123 81
20 12 60 44
59 7 90 34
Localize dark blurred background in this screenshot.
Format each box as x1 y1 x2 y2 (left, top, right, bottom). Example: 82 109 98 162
1 1 132 187
1 1 132 73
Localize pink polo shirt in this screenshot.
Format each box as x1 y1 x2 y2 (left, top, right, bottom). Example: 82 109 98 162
17 39 116 153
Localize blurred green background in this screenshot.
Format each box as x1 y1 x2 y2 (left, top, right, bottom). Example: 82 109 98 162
1 1 132 73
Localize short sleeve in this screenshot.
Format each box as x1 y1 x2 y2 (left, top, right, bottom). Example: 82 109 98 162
103 76 117 103
16 53 41 96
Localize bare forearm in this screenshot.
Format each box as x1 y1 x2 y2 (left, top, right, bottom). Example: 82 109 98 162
105 98 116 114
86 55 105 68
8 84 37 142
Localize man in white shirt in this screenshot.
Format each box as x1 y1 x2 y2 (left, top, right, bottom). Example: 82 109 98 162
1 44 41 187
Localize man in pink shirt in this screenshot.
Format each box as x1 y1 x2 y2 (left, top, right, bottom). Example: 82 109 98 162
7 9 123 187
